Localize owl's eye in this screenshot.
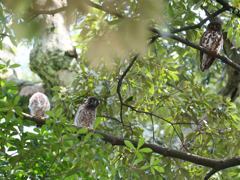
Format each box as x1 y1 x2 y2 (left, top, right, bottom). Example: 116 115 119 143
91 99 94 102
210 25 213 27
218 25 220 27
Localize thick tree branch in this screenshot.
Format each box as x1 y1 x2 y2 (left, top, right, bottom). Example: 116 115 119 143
18 111 240 172
29 6 68 15
83 0 124 18
216 0 240 17
149 28 240 72
204 169 218 180
204 155 240 179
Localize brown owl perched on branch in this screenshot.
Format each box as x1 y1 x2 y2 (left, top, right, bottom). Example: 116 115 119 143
74 96 100 129
200 21 223 72
28 92 50 118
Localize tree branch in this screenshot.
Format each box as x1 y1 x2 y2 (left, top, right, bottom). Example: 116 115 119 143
149 28 240 72
83 0 240 72
117 54 139 126
83 0 124 18
16 111 240 172
204 155 240 179
216 0 240 17
171 6 228 34
29 6 68 15
204 169 218 180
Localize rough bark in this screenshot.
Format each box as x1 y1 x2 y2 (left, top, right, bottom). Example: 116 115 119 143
29 0 78 90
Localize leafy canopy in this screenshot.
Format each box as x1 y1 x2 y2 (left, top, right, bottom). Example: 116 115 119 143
1 0 240 179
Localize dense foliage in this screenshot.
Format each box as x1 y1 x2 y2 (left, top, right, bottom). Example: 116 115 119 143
1 0 240 179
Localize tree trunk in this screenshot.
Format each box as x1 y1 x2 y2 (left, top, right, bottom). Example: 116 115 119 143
29 0 78 90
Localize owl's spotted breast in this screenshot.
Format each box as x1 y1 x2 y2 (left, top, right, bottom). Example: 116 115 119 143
200 21 223 72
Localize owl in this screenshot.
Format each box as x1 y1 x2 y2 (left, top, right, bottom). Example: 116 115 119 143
28 92 50 118
200 21 223 72
74 96 100 129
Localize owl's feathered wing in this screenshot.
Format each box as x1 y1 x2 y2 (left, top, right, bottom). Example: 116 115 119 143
74 104 96 128
200 29 223 72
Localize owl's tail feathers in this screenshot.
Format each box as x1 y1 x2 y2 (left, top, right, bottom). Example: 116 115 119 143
200 55 216 72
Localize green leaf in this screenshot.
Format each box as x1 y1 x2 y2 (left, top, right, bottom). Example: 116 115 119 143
236 30 240 48
186 30 195 41
133 159 141 166
126 96 134 102
9 64 21 68
76 128 88 134
168 71 179 81
137 152 143 160
167 3 174 18
111 167 116 177
5 111 12 122
139 148 152 153
83 132 92 141
152 159 161 166
32 140 39 148
55 107 62 117
149 83 154 96
140 165 149 170
45 110 54 117
131 170 140 179
94 117 101 129
153 166 164 173
5 81 17 87
137 138 145 149
193 1 202 10
150 167 155 175
0 100 9 108
51 86 62 91
2 165 11 171
227 26 233 39
117 165 128 170
6 60 10 67
124 140 135 149
0 63 5 69
150 156 155 165
14 95 20 105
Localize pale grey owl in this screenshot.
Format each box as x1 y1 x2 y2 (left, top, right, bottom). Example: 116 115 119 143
74 96 100 129
200 21 223 72
28 92 50 118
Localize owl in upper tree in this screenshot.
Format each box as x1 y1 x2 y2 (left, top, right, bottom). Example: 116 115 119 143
200 21 223 72
74 96 100 129
28 92 50 118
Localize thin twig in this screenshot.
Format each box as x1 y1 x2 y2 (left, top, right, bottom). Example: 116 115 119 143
122 103 186 149
150 115 155 144
117 54 139 126
41 152 60 180
171 7 228 34
99 115 121 123
45 167 84 178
